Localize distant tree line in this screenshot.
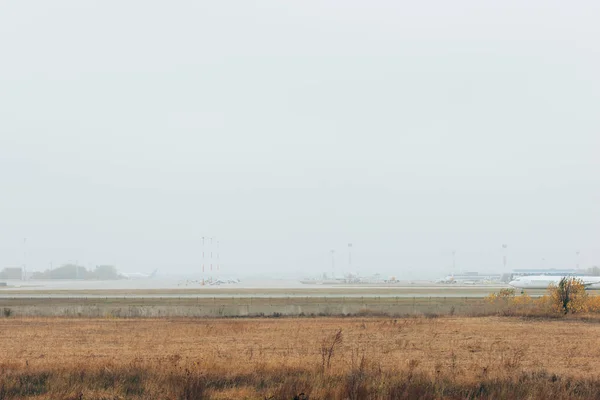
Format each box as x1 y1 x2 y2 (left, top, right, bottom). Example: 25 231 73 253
0 267 23 279
30 264 121 280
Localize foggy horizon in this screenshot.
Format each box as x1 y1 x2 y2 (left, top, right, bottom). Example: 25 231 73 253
1 1 599 280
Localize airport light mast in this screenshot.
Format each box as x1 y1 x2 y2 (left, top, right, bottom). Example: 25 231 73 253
452 250 456 272
331 250 335 280
348 243 352 277
22 238 27 281
502 244 508 271
210 237 214 281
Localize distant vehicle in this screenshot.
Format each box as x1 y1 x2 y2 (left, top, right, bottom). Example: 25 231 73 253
120 269 158 279
509 275 600 289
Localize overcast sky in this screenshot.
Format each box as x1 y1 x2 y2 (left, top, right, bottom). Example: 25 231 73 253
1 1 599 278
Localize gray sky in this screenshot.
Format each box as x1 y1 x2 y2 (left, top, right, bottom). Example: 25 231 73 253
1 1 599 278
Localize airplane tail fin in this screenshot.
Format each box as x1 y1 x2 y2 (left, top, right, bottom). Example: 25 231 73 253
150 269 158 278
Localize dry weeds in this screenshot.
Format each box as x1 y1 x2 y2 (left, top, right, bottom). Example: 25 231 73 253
1 316 600 399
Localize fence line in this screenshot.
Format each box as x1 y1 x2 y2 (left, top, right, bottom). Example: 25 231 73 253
0 296 498 318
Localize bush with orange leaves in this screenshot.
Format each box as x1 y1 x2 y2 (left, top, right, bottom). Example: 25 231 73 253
586 294 600 312
511 291 533 310
485 288 516 304
487 278 595 316
485 288 526 316
549 277 588 314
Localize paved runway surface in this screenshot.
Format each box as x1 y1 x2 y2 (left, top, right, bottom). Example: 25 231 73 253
0 278 515 298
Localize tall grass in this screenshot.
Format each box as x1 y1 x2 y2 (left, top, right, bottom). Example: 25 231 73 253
2 316 600 398
3 361 600 399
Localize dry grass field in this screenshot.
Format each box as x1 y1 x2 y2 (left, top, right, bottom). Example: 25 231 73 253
1 316 600 399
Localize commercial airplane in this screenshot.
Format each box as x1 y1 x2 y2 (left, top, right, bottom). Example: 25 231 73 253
120 269 158 279
435 275 456 284
208 278 240 286
509 275 600 289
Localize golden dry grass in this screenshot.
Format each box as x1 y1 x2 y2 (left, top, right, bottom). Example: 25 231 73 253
2 316 600 399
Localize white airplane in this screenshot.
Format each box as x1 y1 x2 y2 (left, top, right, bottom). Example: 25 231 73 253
435 275 456 284
509 275 600 289
207 278 240 286
120 269 158 279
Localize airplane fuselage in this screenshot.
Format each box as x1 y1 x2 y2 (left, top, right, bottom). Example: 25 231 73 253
509 275 600 289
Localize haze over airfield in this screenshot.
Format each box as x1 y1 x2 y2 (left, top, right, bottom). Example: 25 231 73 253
0 1 598 279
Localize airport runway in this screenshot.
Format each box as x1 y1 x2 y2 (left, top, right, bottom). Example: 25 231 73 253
0 280 549 318
0 279 515 298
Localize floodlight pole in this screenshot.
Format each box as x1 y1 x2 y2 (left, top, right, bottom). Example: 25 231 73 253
348 243 352 276
331 250 335 280
23 238 27 281
452 250 456 272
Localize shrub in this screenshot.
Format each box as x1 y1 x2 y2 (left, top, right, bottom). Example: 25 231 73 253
486 280 600 317
485 288 515 304
549 278 587 314
532 294 557 315
586 295 600 312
